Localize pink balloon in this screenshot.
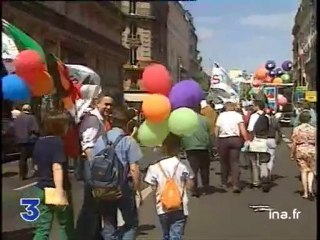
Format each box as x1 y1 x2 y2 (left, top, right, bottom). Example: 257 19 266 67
277 95 287 106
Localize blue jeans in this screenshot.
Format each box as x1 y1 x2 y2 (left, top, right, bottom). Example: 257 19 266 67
158 210 187 240
97 183 138 240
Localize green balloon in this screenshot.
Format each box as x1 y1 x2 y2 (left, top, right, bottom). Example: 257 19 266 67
138 120 169 147
281 73 291 83
168 108 198 136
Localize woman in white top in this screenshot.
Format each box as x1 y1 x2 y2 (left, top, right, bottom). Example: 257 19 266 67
215 102 249 193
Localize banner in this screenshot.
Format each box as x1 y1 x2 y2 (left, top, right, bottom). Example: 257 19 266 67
263 86 277 110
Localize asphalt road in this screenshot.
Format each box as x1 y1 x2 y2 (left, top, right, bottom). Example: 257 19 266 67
2 128 316 240
137 128 317 240
1 147 163 240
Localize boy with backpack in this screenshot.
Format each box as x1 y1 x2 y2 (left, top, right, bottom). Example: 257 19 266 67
91 106 143 240
144 133 194 240
247 100 271 192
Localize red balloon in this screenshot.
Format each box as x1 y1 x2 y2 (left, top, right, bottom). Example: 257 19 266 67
142 64 172 96
29 71 54 97
264 76 273 83
14 50 46 84
252 80 262 87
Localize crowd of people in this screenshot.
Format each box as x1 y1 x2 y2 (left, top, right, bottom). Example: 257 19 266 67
2 90 316 240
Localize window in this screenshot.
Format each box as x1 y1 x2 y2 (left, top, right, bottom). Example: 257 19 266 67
129 1 136 14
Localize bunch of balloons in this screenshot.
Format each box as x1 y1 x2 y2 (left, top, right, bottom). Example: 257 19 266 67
252 60 293 87
137 64 203 147
1 50 54 101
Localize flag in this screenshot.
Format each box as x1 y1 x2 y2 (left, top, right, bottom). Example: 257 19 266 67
2 19 46 62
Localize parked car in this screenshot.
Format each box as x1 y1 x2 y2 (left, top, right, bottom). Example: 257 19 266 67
1 117 20 162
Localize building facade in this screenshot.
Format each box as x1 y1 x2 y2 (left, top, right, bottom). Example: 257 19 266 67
167 2 191 82
2 1 127 94
292 0 317 90
166 3 201 83
121 1 168 90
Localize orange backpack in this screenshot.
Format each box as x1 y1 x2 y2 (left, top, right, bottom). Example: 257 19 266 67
158 162 183 211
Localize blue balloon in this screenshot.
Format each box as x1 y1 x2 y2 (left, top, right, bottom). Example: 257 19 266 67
265 60 276 71
1 74 30 101
275 68 284 77
268 70 276 77
169 79 204 110
281 60 293 71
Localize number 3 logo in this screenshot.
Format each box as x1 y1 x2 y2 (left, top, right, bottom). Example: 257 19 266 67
20 198 40 222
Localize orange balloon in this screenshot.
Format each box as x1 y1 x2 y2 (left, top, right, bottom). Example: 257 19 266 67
255 68 268 80
142 94 171 123
273 77 283 85
62 96 74 110
29 71 54 96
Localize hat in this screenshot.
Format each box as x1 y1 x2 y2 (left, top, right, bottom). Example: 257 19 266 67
22 104 31 113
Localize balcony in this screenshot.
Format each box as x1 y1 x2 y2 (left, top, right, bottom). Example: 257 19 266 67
126 34 141 48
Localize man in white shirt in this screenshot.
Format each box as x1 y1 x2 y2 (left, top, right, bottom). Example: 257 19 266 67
247 100 270 192
76 93 114 240
215 102 248 193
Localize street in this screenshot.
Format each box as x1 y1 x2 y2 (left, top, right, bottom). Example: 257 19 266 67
2 128 316 240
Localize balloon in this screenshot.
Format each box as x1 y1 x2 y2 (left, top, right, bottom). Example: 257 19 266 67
142 94 171 123
273 77 283 85
255 68 268 80
142 64 172 96
281 60 293 71
265 60 276 70
275 68 284 76
281 73 291 83
1 74 30 101
14 50 46 84
138 120 169 147
252 80 262 87
264 76 273 83
277 95 287 106
62 96 74 110
268 70 276 77
168 108 198 136
169 80 204 110
28 71 54 96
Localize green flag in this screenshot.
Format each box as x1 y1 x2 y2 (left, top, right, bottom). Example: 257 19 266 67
2 19 46 63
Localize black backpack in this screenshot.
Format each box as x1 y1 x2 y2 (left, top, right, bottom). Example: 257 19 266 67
89 134 127 201
253 113 269 137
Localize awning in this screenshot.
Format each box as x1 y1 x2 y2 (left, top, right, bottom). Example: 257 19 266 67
124 92 150 102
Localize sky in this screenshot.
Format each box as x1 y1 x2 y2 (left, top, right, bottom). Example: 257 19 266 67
183 0 299 74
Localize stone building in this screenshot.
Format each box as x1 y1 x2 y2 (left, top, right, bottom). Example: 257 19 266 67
167 2 200 83
121 1 168 90
2 1 127 93
292 0 317 90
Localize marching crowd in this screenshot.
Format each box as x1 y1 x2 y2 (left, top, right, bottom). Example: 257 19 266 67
3 90 316 240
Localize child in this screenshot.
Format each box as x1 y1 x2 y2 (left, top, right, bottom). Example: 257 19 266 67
144 133 194 240
32 111 75 240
